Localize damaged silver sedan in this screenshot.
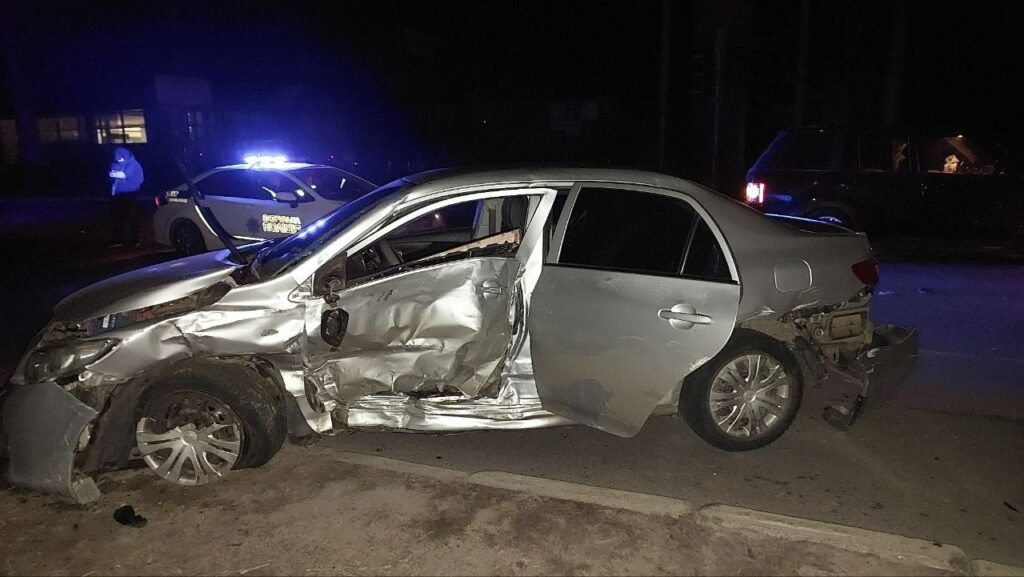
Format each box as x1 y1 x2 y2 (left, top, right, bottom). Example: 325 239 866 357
2 168 916 502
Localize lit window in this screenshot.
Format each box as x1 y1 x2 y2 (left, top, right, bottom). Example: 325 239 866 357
95 109 148 144
0 119 17 164
37 116 82 144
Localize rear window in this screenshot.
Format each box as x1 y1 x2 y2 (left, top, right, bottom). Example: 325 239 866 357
757 130 837 171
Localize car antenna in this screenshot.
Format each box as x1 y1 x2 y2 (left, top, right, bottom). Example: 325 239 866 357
175 155 260 280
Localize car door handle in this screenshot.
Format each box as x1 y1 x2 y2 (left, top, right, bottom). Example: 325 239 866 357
479 279 507 297
659 304 712 330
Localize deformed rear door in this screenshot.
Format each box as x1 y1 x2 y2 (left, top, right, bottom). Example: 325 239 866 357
529 184 741 437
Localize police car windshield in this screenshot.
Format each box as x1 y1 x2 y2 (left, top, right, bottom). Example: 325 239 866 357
290 167 376 202
253 180 410 278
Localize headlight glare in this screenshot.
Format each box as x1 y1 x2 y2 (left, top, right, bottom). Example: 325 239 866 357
24 339 118 383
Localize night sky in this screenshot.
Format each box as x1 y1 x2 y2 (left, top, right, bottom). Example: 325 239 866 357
3 0 1024 177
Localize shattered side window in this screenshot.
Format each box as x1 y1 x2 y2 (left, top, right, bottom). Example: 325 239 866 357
558 188 695 276
346 195 538 286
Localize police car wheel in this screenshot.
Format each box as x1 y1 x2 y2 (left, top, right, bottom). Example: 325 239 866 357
173 222 206 256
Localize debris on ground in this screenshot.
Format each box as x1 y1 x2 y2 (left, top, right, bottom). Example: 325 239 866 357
113 505 147 528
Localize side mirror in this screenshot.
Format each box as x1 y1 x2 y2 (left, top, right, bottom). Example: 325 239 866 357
312 253 347 301
320 308 349 349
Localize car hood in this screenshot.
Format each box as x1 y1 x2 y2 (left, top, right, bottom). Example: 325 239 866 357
53 250 242 323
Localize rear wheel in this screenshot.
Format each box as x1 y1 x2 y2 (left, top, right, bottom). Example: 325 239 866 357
134 363 285 486
681 332 803 451
172 221 207 256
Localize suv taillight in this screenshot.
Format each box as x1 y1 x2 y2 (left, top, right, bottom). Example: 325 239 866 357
745 181 765 206
852 258 879 286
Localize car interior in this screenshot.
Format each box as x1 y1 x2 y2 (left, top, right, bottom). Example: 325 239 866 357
345 195 536 286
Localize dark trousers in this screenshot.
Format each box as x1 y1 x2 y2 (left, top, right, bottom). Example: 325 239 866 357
110 193 140 246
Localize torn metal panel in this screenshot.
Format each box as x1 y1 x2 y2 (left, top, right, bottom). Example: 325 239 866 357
344 333 572 430
3 382 101 503
307 257 520 401
346 391 572 431
53 250 241 323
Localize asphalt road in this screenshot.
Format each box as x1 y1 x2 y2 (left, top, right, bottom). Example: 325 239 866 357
1 219 1021 566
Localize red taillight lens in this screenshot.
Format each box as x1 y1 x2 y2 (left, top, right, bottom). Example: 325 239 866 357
154 196 163 207
852 258 879 286
745 181 765 205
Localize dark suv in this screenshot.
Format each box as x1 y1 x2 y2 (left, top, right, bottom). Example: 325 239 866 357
744 127 1023 239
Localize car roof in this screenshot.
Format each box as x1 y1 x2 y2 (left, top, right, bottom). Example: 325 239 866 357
214 162 331 171
389 166 721 206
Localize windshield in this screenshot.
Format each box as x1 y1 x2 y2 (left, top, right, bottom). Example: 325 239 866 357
289 167 377 202
253 179 411 278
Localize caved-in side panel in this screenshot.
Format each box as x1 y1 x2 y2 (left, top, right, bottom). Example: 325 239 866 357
306 257 519 400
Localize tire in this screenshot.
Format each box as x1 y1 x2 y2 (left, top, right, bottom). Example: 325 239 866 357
681 331 803 451
173 221 207 256
134 361 286 485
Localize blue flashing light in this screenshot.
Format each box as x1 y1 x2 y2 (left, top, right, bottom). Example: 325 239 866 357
244 153 289 167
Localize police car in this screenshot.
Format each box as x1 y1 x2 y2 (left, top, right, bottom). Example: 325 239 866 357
153 155 376 255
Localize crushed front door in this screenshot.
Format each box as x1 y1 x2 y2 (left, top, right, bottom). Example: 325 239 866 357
304 257 520 401
528 184 741 437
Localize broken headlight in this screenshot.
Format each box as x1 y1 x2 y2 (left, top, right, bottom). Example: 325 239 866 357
24 339 119 383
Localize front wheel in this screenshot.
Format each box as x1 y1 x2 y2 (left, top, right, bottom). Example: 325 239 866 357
134 363 286 486
681 332 803 451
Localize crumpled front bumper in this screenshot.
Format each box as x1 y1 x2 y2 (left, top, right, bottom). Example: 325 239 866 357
2 382 102 503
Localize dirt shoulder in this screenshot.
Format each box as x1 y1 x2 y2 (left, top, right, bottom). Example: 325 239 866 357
0 444 964 576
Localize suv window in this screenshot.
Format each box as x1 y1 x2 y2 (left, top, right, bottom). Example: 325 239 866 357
199 170 270 200
764 130 836 171
558 188 696 276
918 136 996 175
858 134 909 173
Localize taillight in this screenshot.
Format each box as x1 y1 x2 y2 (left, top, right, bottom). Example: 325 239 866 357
745 181 765 205
154 196 164 207
852 258 879 286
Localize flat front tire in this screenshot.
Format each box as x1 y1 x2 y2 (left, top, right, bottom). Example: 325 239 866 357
681 332 803 451
134 363 286 486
